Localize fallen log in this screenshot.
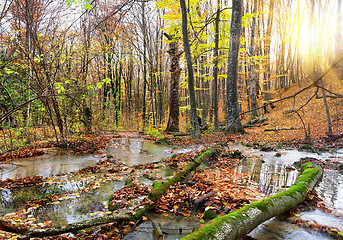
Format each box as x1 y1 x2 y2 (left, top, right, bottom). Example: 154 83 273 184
147 147 218 203
264 127 300 132
194 191 217 205
2 147 218 239
181 162 323 240
0 214 130 240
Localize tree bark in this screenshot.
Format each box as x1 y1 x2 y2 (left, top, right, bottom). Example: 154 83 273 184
225 0 245 134
212 0 220 131
0 215 130 240
165 33 181 133
180 0 201 138
262 0 275 113
181 163 323 240
320 79 332 134
249 0 259 118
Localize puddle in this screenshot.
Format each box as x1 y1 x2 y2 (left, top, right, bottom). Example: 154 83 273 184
0 136 182 230
317 170 343 211
249 217 334 240
124 213 200 240
300 209 343 230
107 139 180 166
0 154 99 180
30 180 125 227
1 137 343 239
233 144 343 239
234 157 299 195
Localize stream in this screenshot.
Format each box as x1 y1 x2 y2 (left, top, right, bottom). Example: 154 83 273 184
1 135 343 239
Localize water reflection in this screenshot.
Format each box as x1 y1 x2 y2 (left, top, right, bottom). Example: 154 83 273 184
107 139 178 166
30 180 124 227
317 170 343 212
233 144 343 240
0 154 99 180
233 157 298 195
249 217 334 240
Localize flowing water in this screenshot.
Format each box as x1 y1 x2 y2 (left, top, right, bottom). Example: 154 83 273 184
1 136 343 239
232 144 343 240
0 136 182 228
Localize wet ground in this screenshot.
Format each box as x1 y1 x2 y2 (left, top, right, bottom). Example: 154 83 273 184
1 134 343 239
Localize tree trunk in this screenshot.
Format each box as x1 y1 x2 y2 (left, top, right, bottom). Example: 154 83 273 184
165 33 181 133
212 0 220 131
320 79 332 134
181 163 323 240
262 0 275 113
225 0 245 134
0 215 130 240
180 0 201 138
249 0 259 118
142 2 147 133
336 0 342 59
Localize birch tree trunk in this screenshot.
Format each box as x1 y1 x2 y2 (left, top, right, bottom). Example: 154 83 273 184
249 0 259 118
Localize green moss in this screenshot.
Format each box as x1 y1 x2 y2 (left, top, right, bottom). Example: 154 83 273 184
338 164 343 171
109 204 121 211
152 181 162 190
180 163 322 240
203 210 217 221
148 148 218 203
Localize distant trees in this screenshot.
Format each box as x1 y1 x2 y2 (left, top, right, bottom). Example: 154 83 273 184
0 0 342 148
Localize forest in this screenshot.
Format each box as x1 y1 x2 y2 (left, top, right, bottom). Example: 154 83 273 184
0 0 343 239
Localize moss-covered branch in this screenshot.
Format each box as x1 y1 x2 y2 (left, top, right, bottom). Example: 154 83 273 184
128 147 218 221
1 214 130 240
181 163 323 240
148 147 218 203
3 147 218 239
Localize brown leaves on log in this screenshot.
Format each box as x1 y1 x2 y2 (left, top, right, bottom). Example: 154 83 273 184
109 184 151 211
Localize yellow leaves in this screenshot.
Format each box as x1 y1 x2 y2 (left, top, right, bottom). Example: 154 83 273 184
89 210 112 217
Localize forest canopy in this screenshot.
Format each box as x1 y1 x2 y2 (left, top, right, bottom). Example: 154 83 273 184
0 0 342 148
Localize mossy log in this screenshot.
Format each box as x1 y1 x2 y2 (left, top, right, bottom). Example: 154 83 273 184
181 162 323 240
147 147 218 203
0 214 130 240
2 147 218 239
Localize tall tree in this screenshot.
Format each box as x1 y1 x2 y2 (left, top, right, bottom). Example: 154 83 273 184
180 0 201 138
212 0 220 131
249 0 259 118
165 33 181 133
225 0 245 134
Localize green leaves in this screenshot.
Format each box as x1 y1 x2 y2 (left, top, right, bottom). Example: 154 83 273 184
66 0 80 6
54 82 65 93
66 0 92 10
96 78 111 89
84 3 92 10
